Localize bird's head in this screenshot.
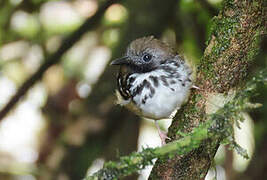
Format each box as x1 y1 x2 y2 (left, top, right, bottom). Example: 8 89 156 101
111 36 175 73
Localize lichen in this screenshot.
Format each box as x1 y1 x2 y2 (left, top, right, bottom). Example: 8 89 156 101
152 0 264 178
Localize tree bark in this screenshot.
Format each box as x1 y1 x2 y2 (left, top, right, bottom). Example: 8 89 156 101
150 0 264 179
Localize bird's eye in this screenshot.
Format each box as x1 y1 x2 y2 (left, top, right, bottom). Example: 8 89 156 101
142 53 152 62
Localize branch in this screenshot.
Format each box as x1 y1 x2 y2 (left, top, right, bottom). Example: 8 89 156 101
84 123 209 180
84 69 267 179
151 0 264 178
0 0 120 121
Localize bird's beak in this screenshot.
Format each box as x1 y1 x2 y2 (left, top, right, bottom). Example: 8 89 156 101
110 56 129 66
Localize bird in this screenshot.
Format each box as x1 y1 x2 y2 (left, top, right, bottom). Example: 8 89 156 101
110 36 193 145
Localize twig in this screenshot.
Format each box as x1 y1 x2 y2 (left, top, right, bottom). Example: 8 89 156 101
85 122 210 180
0 0 120 121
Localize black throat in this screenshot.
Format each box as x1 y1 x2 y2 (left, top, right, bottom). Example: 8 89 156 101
127 63 157 74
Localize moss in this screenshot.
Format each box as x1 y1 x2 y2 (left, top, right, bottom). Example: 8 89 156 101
86 148 157 179
170 93 204 136
151 0 264 178
212 17 238 54
202 9 240 80
245 31 261 62
200 0 263 90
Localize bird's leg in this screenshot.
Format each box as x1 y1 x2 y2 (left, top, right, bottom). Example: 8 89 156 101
155 121 171 145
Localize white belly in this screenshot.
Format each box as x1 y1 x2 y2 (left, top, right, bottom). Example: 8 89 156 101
116 67 192 120
133 82 190 119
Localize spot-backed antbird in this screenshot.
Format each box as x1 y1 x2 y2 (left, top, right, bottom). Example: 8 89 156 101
111 36 195 145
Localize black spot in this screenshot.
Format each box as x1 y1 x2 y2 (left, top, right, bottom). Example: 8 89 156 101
173 62 180 67
141 79 156 98
117 73 130 100
149 76 159 87
149 87 155 98
178 79 185 87
143 80 155 98
129 77 136 83
142 99 146 104
162 66 173 72
126 75 134 89
170 80 176 84
142 95 148 104
161 75 169 86
132 84 144 97
151 87 155 94
143 79 150 88
144 95 148 100
132 79 150 97
170 88 175 91
174 73 181 78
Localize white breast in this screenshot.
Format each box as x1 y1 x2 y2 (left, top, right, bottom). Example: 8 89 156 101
120 69 192 120
139 83 188 119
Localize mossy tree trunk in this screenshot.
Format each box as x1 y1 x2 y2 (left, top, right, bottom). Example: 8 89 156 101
150 0 264 179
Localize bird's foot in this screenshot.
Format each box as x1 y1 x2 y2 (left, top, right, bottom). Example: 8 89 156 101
155 121 171 145
158 130 171 145
192 85 200 90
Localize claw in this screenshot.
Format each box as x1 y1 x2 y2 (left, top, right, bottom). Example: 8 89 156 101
192 85 200 90
155 121 171 145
